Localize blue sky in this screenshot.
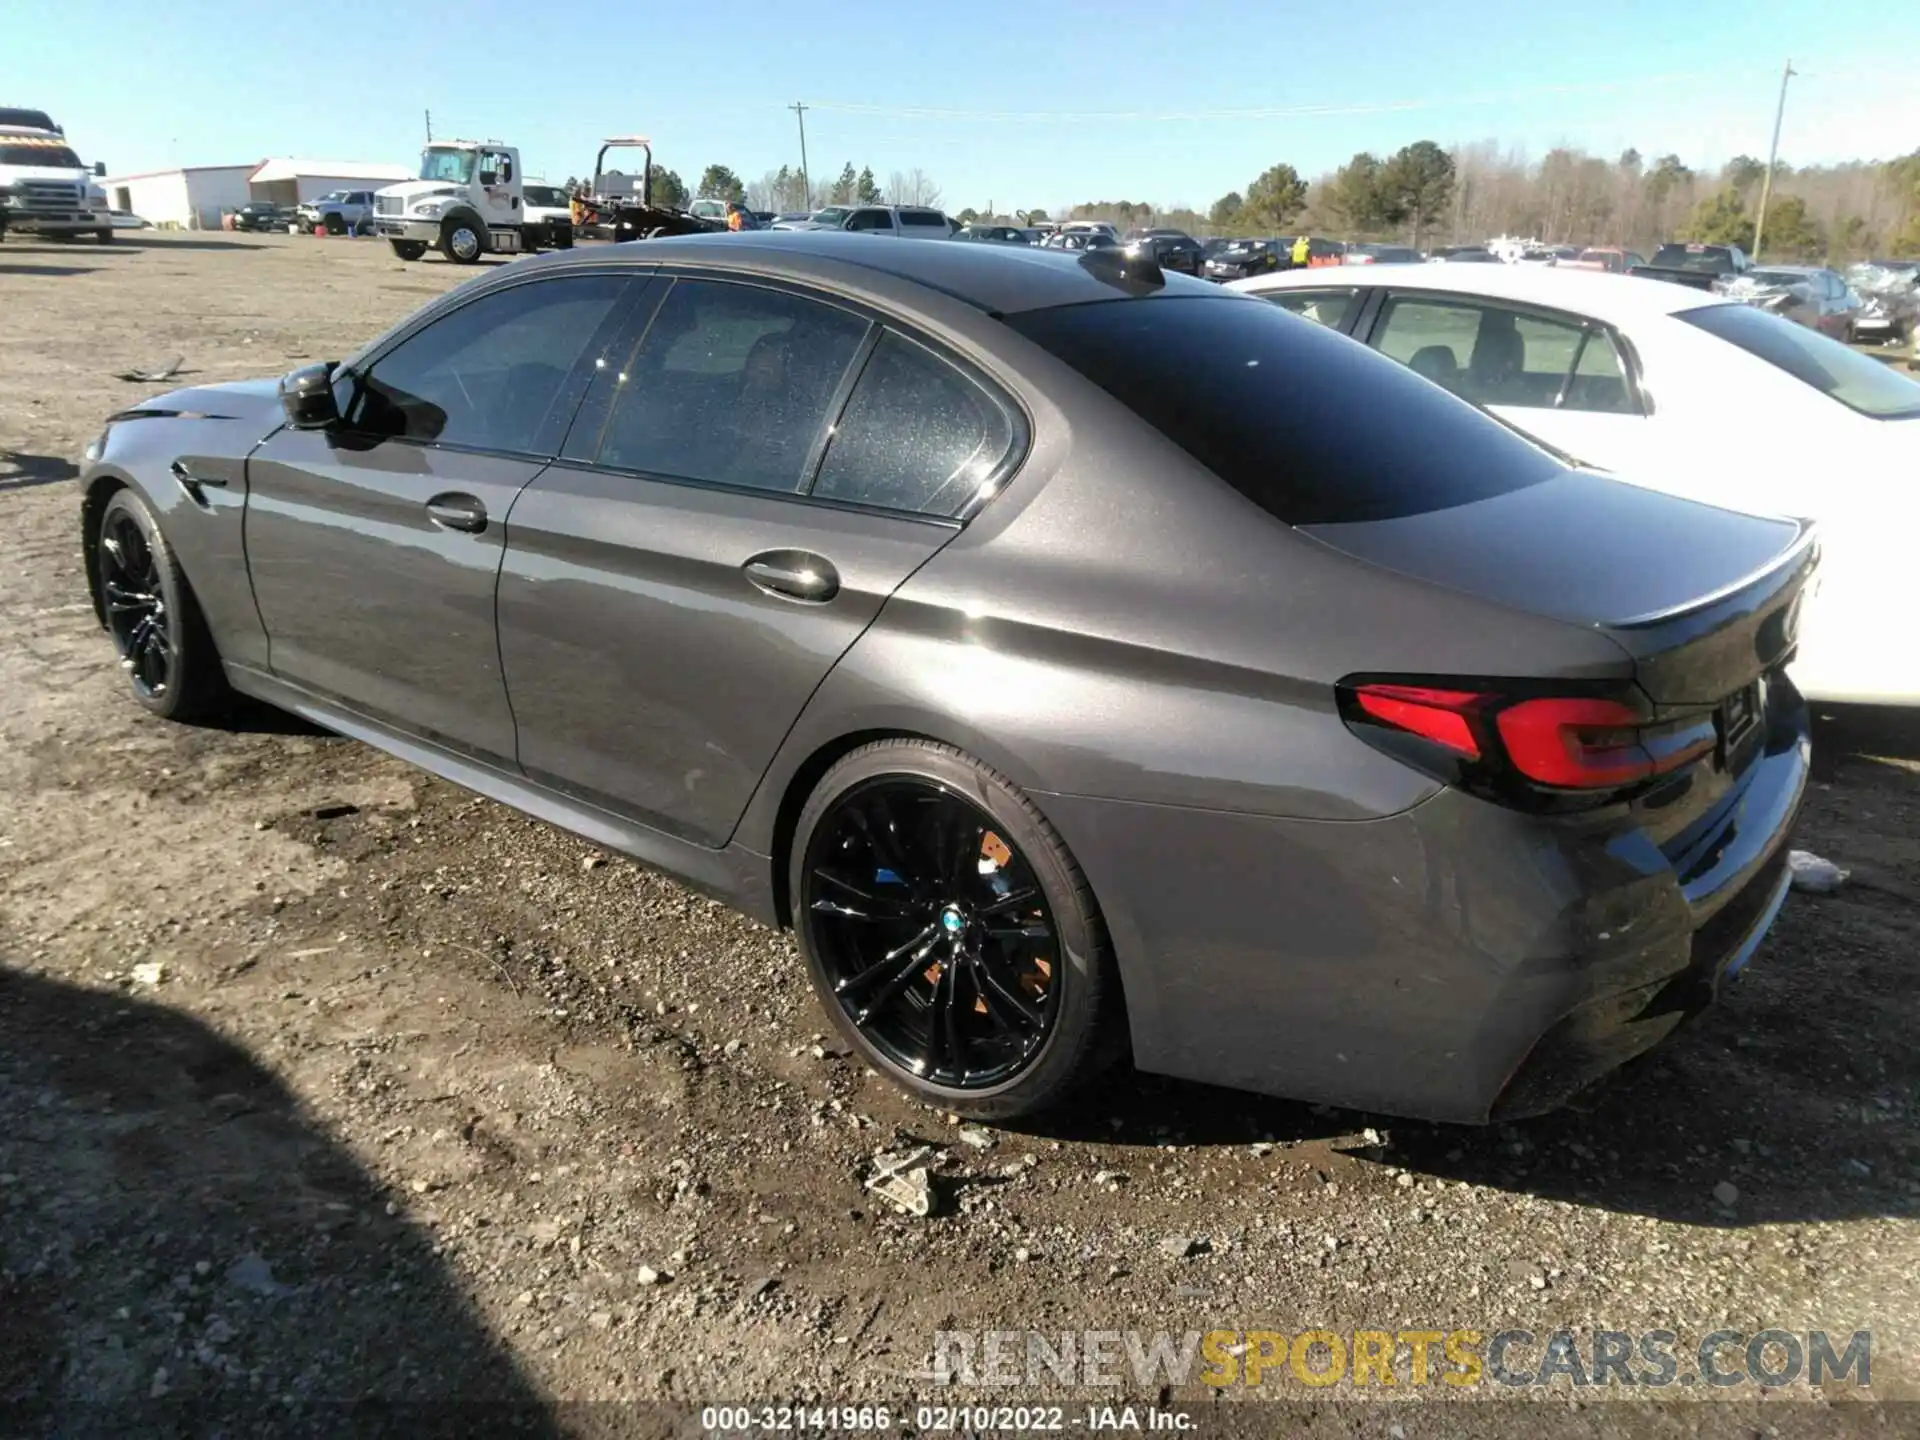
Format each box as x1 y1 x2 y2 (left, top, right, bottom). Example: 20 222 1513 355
15 0 1918 210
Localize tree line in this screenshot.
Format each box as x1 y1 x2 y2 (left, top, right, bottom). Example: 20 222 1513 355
1061 141 1920 261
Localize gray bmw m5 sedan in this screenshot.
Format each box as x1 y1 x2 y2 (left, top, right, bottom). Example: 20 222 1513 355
79 232 1814 1123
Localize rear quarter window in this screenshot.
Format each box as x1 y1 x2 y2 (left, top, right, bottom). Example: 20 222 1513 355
1680 303 1920 419
1004 295 1562 524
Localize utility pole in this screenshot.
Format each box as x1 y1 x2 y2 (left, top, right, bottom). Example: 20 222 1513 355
425 110 433 143
789 102 811 206
1751 58 1795 261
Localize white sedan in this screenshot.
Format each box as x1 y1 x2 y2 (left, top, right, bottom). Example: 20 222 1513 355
1233 263 1920 705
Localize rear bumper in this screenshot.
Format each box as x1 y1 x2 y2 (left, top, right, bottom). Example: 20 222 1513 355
1037 692 1810 1124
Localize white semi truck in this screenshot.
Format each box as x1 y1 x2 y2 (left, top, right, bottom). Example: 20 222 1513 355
372 140 569 263
0 120 111 243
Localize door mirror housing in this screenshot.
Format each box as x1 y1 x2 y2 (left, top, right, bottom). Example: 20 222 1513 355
93 161 107 177
280 362 341 429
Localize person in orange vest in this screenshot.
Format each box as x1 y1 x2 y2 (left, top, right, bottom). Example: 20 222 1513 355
727 205 746 232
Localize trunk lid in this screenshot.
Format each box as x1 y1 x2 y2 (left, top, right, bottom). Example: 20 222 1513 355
1298 469 1817 704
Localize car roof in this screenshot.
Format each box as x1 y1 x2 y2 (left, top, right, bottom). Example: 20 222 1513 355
516 228 1223 314
1234 261 1733 325
1748 264 1823 275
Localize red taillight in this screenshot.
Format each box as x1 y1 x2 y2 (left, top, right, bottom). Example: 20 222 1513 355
1344 681 1719 795
1497 696 1666 788
1352 684 1484 759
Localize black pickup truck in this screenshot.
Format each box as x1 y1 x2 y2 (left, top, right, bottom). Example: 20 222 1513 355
1628 241 1751 291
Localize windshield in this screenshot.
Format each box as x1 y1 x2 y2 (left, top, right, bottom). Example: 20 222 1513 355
1651 244 1734 272
1680 302 1920 420
0 141 83 168
810 207 850 226
418 147 475 184
1004 296 1559 524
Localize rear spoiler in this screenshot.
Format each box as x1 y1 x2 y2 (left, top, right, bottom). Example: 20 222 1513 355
1609 519 1817 629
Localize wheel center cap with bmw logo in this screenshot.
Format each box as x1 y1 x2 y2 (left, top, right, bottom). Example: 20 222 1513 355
940 907 967 935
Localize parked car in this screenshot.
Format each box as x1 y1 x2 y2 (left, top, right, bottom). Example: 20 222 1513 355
1513 245 1582 267
1018 228 1046 246
789 204 952 238
1123 231 1205 275
1631 241 1750 291
1715 266 1861 342
1561 248 1647 274
770 211 813 229
80 231 1811 1124
687 198 762 229
1203 238 1285 281
108 208 149 230
231 201 290 233
1043 230 1117 252
297 189 377 236
1344 244 1424 266
1235 261 1920 703
1842 260 1918 345
1428 247 1501 264
957 224 1031 245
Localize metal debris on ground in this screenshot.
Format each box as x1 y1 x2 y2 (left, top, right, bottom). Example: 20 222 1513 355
130 962 166 986
957 1126 996 1151
865 1146 937 1217
1788 850 1849 894
115 356 183 383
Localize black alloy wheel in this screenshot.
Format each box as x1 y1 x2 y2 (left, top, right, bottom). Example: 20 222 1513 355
99 504 173 702
802 778 1062 1090
94 489 228 722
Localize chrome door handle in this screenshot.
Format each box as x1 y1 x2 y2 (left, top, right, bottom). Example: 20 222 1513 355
425 492 487 533
743 550 839 603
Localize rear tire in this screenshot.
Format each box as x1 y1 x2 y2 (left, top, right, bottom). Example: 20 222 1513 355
95 489 231 723
790 739 1123 1120
388 239 427 261
95 228 114 244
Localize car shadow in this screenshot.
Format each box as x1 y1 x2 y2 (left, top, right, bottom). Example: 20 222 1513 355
0 963 557 1429
1 451 80 490
0 262 100 278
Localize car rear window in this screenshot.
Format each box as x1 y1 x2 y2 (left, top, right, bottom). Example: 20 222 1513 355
1651 244 1736 272
899 209 949 228
1004 295 1561 524
1679 303 1920 420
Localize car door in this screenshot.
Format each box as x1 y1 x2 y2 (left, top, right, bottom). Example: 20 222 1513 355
243 269 638 762
1361 292 1651 473
496 274 1023 846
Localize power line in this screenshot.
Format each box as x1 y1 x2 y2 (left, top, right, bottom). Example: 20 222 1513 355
789 102 811 203
798 71 1722 125
1751 59 1796 261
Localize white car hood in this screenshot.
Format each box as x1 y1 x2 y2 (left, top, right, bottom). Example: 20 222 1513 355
375 180 464 205
0 163 92 184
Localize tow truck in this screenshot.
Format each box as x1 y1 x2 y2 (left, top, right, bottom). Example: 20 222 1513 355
569 137 722 243
0 122 111 243
372 139 568 264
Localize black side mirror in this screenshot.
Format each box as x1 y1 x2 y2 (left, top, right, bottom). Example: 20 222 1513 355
280 362 341 429
93 161 106 177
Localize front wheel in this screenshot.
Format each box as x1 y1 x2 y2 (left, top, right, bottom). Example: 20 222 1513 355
388 239 427 261
95 489 230 723
96 228 114 244
440 216 484 264
791 740 1122 1119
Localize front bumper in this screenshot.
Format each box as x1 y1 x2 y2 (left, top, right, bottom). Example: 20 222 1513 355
374 218 440 242
6 212 107 233
1037 688 1810 1124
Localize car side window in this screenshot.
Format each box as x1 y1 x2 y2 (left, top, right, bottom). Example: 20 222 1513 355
595 279 870 493
811 331 1016 517
847 209 891 232
1265 289 1361 331
1372 297 1630 413
348 274 628 453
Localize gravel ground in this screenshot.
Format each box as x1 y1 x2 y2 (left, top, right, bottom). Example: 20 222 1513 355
1 232 1915 1430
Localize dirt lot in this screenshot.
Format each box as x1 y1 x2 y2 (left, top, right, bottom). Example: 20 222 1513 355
1 232 1916 1429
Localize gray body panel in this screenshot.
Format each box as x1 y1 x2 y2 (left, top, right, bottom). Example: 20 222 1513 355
244 427 537 763
496 461 957 845
77 233 1816 1122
